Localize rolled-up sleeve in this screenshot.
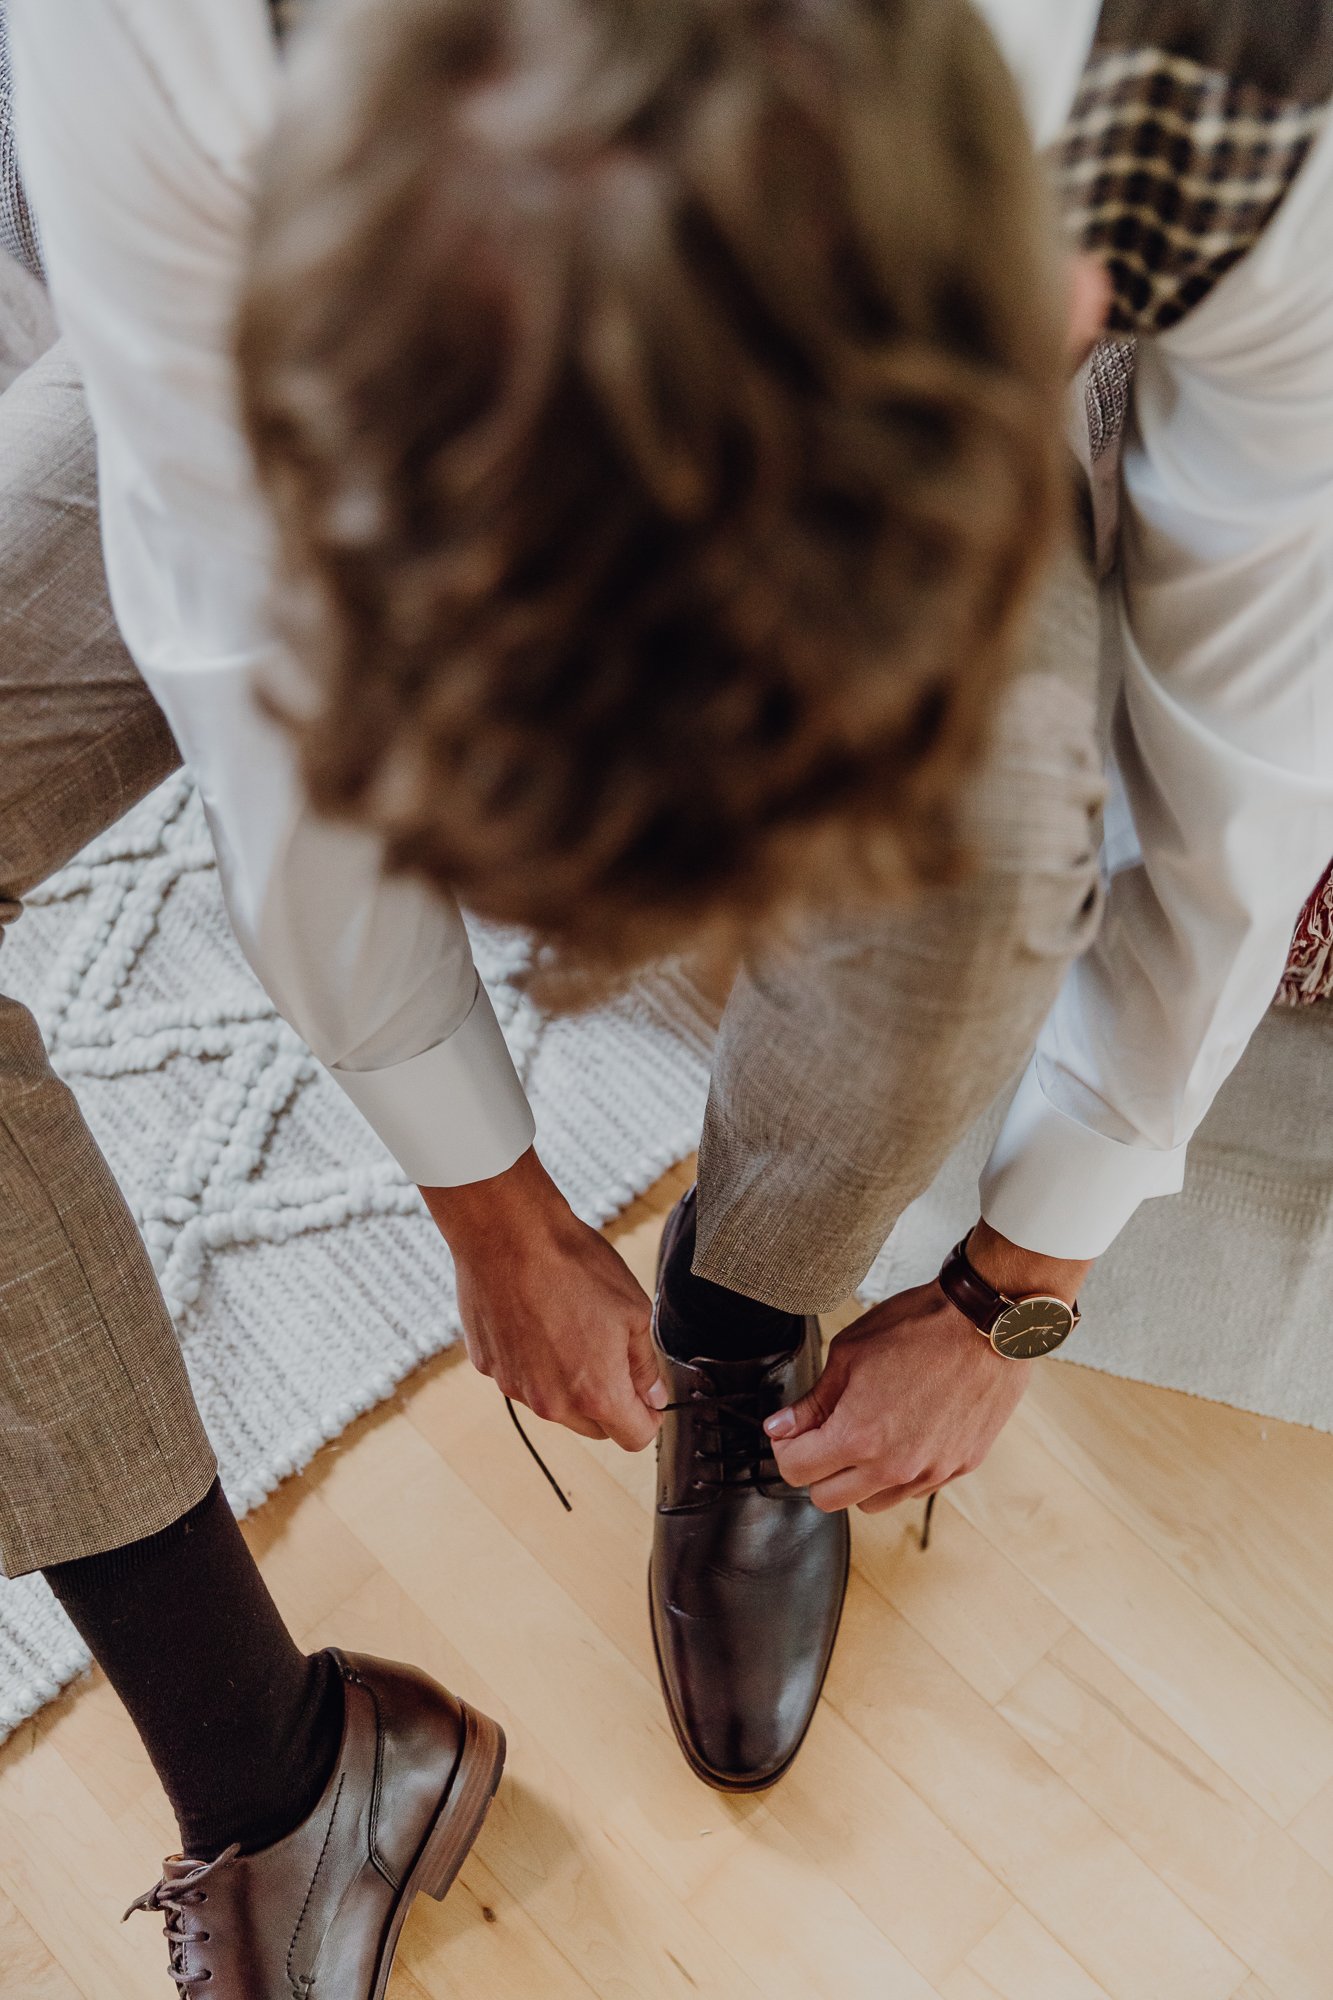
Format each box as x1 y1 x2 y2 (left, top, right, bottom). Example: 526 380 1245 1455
10 0 535 1186
982 122 1333 1258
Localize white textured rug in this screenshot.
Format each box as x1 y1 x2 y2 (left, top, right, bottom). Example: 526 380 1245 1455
0 775 716 1738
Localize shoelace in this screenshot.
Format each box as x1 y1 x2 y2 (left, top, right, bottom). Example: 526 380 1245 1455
123 1844 240 1993
503 1384 778 1501
506 1387 938 1545
665 1385 783 1494
505 1396 573 1511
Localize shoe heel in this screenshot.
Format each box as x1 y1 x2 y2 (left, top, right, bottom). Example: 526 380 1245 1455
413 1702 507 1904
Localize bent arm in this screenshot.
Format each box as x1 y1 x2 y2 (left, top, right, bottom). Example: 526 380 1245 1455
10 0 534 1184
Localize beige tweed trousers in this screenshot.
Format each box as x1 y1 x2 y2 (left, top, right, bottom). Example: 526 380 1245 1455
0 344 215 1575
0 341 1103 1576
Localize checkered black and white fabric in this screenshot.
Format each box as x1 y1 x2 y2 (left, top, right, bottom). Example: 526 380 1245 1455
1059 5 1333 469
1055 45 1329 338
0 2 41 282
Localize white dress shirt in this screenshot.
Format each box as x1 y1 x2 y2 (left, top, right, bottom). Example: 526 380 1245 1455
10 0 535 1187
975 0 1333 1257
12 0 1333 1255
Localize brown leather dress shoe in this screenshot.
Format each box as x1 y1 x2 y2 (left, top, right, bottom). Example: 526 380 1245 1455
126 1649 505 1997
649 1197 850 1792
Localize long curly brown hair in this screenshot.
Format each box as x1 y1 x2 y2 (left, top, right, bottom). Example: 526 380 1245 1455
238 0 1068 992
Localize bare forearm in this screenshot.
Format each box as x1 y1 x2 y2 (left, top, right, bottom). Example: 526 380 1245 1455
420 1145 565 1251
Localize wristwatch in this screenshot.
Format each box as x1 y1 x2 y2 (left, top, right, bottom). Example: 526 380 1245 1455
937 1234 1081 1359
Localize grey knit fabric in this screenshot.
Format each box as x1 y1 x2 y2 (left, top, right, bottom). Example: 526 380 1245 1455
1084 338 1137 462
0 3 41 283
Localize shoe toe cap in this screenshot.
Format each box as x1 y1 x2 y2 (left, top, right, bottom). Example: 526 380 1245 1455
670 1663 822 1789
651 1517 849 1791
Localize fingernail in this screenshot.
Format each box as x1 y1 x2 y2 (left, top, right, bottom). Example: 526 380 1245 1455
765 1408 795 1438
647 1378 669 1410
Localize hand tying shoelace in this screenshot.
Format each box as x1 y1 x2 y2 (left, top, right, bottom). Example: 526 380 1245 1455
507 1382 938 1543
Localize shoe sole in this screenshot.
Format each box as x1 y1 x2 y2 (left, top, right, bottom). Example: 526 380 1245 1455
647 1518 851 1794
371 1701 507 2000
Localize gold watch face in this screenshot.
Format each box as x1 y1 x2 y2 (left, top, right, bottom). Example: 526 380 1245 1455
990 1296 1076 1359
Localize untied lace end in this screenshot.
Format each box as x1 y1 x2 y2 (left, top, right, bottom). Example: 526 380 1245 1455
505 1396 573 1512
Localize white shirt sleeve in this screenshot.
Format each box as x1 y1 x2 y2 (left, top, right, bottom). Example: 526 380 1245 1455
968 0 1100 148
9 0 536 1187
981 118 1333 1259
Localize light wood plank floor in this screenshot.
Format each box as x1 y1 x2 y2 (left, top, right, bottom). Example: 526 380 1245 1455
1 1159 1330 1999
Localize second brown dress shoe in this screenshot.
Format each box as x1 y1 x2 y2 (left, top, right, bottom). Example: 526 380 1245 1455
126 1649 505 1997
650 1196 850 1791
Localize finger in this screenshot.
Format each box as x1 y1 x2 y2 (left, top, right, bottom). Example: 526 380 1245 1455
506 1388 608 1443
595 1385 660 1454
771 1424 857 1490
808 1464 883 1513
764 1359 842 1444
627 1312 669 1413
545 1407 608 1442
858 1472 942 1516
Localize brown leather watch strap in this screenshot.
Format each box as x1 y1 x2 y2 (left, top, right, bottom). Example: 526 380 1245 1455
937 1237 1005 1334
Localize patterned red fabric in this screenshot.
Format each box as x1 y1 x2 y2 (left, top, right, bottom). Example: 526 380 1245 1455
1279 862 1333 1006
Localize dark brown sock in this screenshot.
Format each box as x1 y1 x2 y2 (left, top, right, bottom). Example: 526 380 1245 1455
658 1198 804 1362
45 1480 343 1859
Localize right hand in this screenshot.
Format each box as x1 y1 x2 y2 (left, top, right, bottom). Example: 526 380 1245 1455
420 1147 666 1451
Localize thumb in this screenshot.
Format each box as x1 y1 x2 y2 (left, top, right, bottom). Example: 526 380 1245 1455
628 1312 669 1412
765 1362 840 1442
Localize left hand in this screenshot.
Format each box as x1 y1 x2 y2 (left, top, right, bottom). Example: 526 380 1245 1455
764 1225 1091 1513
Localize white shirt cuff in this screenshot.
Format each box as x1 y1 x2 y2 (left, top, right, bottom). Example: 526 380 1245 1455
330 981 536 1187
979 1059 1188 1260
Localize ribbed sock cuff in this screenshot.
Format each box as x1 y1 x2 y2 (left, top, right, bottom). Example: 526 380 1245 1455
45 1479 224 1593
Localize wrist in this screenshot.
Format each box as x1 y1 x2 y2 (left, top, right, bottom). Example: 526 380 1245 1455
420 1145 570 1253
966 1219 1092 1307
